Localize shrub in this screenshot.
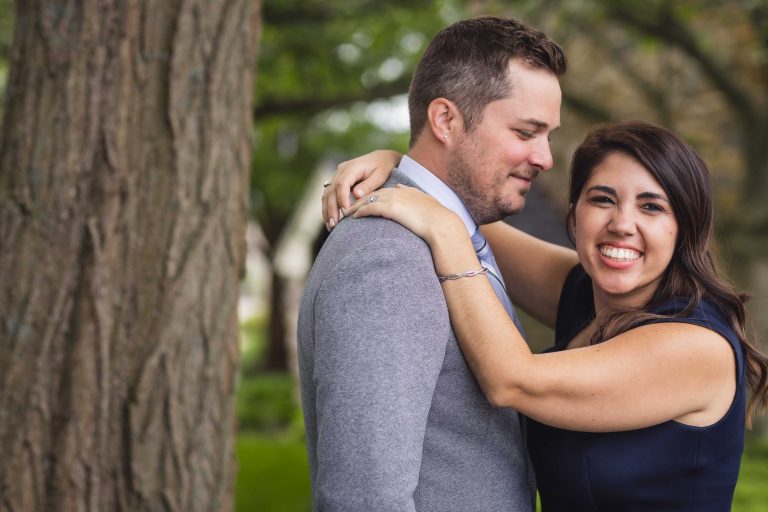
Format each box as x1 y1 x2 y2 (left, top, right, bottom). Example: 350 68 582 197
237 373 297 433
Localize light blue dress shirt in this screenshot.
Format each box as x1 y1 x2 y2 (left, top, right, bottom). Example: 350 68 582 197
397 155 524 332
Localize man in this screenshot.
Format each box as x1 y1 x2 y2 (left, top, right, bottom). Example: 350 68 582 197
298 16 566 511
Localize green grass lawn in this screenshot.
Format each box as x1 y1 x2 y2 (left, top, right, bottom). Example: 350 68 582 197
235 431 768 511
732 434 768 511
235 433 311 512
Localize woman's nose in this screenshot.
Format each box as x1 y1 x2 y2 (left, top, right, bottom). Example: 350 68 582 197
608 207 637 236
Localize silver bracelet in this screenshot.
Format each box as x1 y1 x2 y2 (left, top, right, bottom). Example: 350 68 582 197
437 267 489 282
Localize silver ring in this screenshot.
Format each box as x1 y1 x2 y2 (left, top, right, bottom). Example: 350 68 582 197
367 194 378 205
323 180 331 188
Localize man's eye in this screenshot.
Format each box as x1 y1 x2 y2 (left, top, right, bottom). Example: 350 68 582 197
516 130 535 140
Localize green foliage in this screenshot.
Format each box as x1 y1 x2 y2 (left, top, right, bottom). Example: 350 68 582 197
257 0 458 108
236 373 298 433
252 0 467 243
238 314 300 433
0 0 11 52
240 314 267 374
0 0 14 113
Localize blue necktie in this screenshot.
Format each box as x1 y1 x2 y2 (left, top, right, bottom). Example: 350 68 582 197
470 228 525 335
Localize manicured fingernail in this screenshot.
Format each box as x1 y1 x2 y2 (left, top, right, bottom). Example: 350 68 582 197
340 207 346 217
325 222 331 232
329 218 336 228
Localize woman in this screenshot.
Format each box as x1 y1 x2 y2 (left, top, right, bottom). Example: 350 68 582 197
322 121 768 511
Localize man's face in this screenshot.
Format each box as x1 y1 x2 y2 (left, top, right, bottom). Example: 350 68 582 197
446 59 562 224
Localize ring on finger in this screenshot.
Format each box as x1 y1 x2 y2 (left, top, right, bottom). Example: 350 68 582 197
366 194 378 205
323 180 331 188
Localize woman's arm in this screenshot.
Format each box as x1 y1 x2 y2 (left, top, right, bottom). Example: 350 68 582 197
351 187 737 433
449 292 735 432
481 221 577 328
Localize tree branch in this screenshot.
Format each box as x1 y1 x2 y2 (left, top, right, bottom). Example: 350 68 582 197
746 1 768 85
254 75 411 119
263 0 435 25
568 12 674 126
254 77 615 128
562 91 614 123
605 1 757 124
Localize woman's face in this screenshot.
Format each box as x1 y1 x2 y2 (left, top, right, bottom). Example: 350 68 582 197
572 152 679 311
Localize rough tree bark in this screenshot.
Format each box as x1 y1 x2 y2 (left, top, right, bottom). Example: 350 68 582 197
0 1 260 511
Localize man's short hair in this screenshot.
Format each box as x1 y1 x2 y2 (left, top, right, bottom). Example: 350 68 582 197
408 16 567 146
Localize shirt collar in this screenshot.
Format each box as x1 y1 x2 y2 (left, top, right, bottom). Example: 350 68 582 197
396 155 477 235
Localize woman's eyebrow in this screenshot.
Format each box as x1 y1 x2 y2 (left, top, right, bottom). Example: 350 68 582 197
587 186 670 203
637 192 670 202
587 185 616 196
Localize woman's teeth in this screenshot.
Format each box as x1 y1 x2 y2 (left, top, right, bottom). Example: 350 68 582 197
599 245 641 262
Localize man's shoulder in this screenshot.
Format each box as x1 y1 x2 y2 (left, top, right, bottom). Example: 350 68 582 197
303 217 439 302
299 216 450 344
321 215 430 260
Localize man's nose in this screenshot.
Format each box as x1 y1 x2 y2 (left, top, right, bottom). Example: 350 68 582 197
529 137 554 172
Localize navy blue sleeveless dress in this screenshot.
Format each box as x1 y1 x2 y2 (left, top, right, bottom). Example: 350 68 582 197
527 265 745 511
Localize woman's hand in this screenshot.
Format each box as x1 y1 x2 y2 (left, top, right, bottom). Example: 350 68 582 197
348 185 465 248
322 149 402 230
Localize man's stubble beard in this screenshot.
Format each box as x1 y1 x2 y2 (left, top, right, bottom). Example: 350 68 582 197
446 138 526 225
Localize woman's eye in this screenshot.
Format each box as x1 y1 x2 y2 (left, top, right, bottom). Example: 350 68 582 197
641 203 665 213
589 195 614 205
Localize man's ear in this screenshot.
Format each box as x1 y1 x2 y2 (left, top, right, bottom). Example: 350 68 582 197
426 97 463 144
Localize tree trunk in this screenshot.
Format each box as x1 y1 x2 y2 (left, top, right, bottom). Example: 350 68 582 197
264 271 288 371
0 1 260 511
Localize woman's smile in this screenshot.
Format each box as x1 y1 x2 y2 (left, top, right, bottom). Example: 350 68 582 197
598 244 642 264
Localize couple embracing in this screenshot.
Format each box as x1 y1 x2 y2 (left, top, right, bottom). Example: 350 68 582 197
297 16 768 512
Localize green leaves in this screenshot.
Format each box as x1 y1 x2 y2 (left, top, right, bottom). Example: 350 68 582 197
253 0 461 243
